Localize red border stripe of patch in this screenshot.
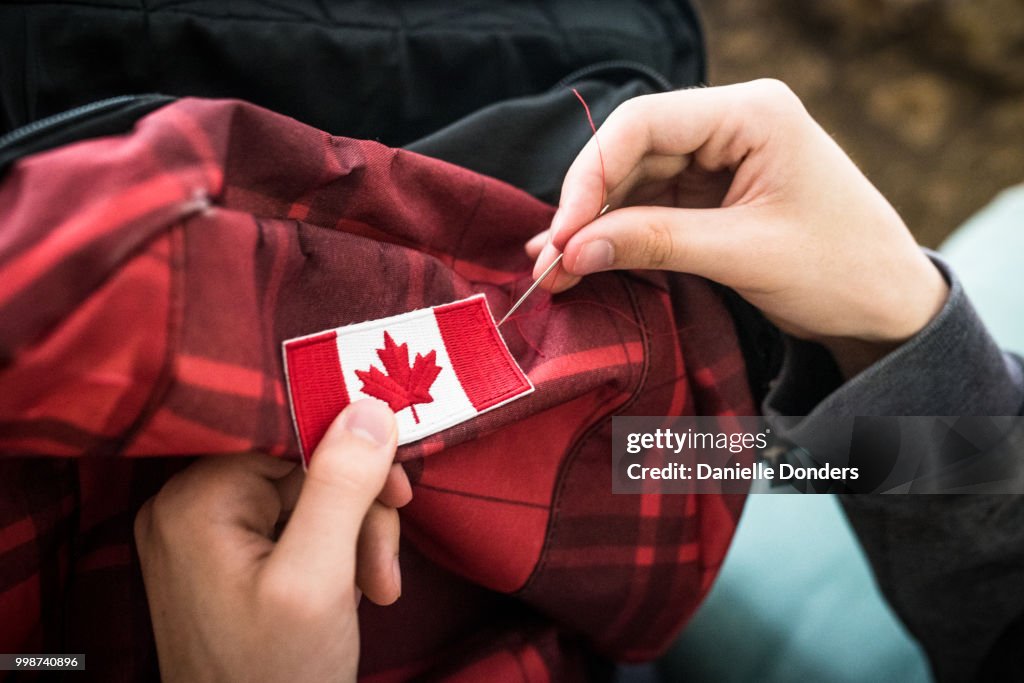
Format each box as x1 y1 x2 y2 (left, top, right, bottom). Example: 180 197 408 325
284 330 349 465
434 297 531 411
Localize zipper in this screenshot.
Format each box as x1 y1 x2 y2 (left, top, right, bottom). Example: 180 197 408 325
554 59 674 92
0 95 150 150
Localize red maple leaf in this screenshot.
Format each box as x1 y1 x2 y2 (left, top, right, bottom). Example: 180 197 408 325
355 332 442 424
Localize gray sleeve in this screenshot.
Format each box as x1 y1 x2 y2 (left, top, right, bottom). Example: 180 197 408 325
763 251 1024 423
762 252 1024 682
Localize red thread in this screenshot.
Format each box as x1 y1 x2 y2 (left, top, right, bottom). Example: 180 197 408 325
571 87 607 205
507 298 703 346
553 299 645 330
504 91 611 355
512 316 548 359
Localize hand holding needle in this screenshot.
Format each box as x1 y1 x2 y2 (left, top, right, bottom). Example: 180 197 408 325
497 204 609 328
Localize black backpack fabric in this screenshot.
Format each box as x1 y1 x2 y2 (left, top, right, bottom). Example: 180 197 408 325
0 0 705 143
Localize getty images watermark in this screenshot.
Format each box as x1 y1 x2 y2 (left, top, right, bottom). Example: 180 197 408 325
612 416 1024 494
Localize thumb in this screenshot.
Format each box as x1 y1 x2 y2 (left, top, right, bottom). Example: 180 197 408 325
270 400 397 594
560 205 759 286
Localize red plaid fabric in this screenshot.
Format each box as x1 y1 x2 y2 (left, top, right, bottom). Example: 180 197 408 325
0 99 756 681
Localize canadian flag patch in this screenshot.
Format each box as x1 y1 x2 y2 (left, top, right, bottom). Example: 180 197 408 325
282 294 534 465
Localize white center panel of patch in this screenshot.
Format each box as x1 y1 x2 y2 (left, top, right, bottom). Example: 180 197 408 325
334 311 476 444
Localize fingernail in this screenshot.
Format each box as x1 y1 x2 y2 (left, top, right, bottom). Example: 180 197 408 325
392 556 402 597
547 210 561 245
342 400 394 447
572 240 614 275
525 230 548 254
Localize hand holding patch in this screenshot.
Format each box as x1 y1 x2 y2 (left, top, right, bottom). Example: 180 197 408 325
283 294 534 466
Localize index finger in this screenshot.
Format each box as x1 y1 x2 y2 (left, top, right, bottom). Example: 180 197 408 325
548 81 783 251
135 453 297 562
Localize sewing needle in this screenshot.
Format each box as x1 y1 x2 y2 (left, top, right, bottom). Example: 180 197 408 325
497 204 609 328
497 253 563 328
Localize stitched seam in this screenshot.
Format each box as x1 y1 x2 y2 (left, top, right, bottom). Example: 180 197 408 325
107 224 187 457
516 271 651 595
413 483 548 511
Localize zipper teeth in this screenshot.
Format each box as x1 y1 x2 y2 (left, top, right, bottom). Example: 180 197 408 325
0 95 143 149
554 59 674 92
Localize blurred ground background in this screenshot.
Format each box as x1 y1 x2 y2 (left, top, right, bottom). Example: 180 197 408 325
694 0 1024 247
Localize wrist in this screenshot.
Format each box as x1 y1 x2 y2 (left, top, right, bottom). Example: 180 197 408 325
872 256 950 343
827 255 949 378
